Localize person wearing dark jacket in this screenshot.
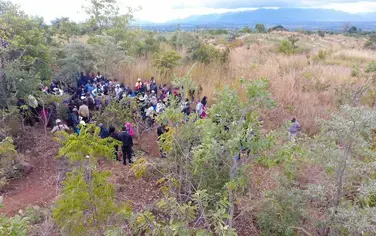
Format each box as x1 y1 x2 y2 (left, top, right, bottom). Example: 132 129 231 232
109 126 121 161
70 108 80 135
119 128 133 165
157 124 169 158
99 123 110 138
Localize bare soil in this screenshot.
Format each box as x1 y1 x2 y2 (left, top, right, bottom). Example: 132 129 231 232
0 125 162 216
1 127 60 216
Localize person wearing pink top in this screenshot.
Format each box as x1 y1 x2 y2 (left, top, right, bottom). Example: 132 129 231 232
125 122 134 136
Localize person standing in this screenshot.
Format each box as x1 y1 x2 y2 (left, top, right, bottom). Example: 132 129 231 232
70 108 80 135
125 123 134 137
78 101 90 123
135 78 143 93
119 128 134 165
288 118 301 143
109 126 121 161
182 99 190 123
157 124 170 158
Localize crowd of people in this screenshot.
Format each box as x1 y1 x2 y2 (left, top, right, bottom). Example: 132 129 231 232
17 71 301 164
17 72 210 164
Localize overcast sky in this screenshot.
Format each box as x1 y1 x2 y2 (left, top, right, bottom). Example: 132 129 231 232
10 0 376 23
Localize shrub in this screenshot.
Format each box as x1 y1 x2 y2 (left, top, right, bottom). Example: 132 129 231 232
157 35 167 42
365 61 376 73
268 25 288 32
207 29 228 35
348 26 359 34
318 30 325 37
278 40 295 55
239 26 252 34
0 137 18 190
0 213 29 236
191 44 228 64
152 50 181 75
351 64 360 77
317 50 328 60
53 168 130 235
364 34 376 50
23 206 46 225
255 24 266 33
257 187 308 236
288 35 299 49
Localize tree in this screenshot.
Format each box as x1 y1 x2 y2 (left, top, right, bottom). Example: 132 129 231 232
343 22 352 32
135 31 160 58
88 35 134 77
318 30 325 37
0 0 52 107
288 35 299 49
239 26 252 34
83 0 119 33
191 44 228 64
55 124 119 164
53 124 127 235
51 17 81 42
268 25 288 32
348 26 359 34
53 167 131 235
149 78 275 231
312 105 376 235
152 50 181 78
55 41 96 87
255 24 266 33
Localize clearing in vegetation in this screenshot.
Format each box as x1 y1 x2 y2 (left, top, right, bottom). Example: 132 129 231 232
1 0 376 235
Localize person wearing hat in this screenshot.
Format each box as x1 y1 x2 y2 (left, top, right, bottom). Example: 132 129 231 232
51 119 70 134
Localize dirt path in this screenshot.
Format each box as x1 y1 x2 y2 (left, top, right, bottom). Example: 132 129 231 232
0 126 162 216
0 128 60 216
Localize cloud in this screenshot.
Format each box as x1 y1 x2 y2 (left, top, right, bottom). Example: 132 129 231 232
9 0 376 23
171 0 374 9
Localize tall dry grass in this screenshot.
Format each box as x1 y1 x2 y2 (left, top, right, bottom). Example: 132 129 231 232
119 32 374 135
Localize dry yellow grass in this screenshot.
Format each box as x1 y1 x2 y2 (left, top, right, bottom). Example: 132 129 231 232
121 32 375 135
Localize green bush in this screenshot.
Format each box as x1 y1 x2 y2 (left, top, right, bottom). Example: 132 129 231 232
255 24 266 33
364 34 376 50
365 61 376 73
257 187 308 236
23 206 45 225
0 137 18 191
318 31 325 37
278 40 295 55
153 50 181 74
191 44 228 64
0 214 29 236
206 29 228 35
317 50 328 60
351 65 360 77
268 25 288 32
239 26 252 34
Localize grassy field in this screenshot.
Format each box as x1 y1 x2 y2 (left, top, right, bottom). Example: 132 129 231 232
121 32 375 135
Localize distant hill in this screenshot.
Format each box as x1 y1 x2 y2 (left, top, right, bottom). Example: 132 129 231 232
136 8 376 31
168 8 376 25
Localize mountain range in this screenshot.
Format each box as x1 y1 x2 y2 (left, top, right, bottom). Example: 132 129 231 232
138 8 376 31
